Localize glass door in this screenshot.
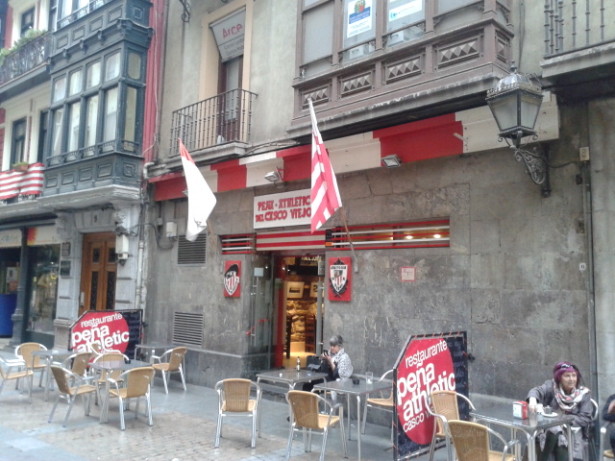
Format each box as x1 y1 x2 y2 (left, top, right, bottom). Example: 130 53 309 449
248 254 274 368
24 245 60 346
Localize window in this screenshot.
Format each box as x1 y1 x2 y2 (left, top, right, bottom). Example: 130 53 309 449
124 87 137 144
67 101 81 152
84 95 99 149
21 8 35 36
11 119 27 165
103 87 118 142
38 111 49 163
51 108 64 156
47 47 147 162
53 76 67 103
86 61 101 88
69 69 83 96
105 52 121 81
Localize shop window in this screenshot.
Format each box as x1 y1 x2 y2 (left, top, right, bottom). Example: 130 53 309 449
177 233 207 265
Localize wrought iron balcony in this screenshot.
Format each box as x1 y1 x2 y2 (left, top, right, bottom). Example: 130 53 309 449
0 32 51 87
544 0 615 57
169 88 257 156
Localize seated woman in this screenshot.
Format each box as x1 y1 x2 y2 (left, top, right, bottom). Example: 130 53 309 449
527 361 593 461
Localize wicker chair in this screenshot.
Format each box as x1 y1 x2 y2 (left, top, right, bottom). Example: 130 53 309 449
48 365 97 427
447 420 518 461
62 351 93 378
151 346 187 394
427 390 476 461
214 378 261 448
0 356 33 399
106 366 155 430
286 390 348 461
92 351 129 404
15 342 47 388
361 369 394 440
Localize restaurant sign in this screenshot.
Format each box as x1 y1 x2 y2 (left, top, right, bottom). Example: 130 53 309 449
393 332 469 459
253 189 311 229
69 310 143 357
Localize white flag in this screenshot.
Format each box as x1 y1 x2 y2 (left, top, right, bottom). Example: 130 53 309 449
179 139 217 241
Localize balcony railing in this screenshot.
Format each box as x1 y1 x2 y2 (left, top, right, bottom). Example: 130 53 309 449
544 0 615 57
169 89 257 156
0 33 51 86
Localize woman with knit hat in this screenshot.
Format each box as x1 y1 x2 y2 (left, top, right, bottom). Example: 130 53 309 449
527 361 593 461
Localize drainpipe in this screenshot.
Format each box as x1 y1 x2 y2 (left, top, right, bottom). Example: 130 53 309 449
581 156 597 399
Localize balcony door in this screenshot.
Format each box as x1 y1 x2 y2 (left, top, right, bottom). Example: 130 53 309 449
79 233 116 315
217 56 243 143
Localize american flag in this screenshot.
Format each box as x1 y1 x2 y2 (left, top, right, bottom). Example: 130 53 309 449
309 99 342 233
179 139 217 241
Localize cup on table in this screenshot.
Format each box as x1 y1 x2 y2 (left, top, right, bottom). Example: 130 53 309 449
366 372 373 384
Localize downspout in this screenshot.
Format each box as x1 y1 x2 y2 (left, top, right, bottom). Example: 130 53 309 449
581 137 598 400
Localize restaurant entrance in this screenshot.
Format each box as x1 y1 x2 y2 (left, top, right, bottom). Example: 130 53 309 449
273 254 324 369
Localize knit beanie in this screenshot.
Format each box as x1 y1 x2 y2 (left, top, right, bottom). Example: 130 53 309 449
553 361 581 384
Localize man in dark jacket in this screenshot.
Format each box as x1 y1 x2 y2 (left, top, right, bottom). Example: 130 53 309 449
602 394 615 456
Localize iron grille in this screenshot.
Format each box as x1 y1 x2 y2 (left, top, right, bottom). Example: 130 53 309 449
177 233 207 265
172 312 203 347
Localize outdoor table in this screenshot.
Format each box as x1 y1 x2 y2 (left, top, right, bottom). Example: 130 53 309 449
90 359 152 423
471 403 574 461
32 348 72 401
133 342 176 361
256 368 327 391
314 378 391 461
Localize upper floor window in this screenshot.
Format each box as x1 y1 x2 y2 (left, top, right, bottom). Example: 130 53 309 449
48 47 146 160
21 8 35 36
299 0 475 77
11 118 27 165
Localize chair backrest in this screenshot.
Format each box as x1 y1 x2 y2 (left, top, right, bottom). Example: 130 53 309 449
287 390 322 429
67 352 93 377
50 365 73 396
167 347 187 371
123 367 155 398
430 390 462 433
219 378 254 412
94 351 127 380
447 420 492 461
16 342 47 368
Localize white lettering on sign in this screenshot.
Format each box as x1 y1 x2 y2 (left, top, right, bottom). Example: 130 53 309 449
253 189 312 229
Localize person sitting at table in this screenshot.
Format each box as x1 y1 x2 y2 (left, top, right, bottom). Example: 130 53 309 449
302 334 353 392
601 392 615 457
321 334 353 382
527 361 593 461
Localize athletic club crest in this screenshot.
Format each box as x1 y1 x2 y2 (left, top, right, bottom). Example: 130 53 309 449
328 257 352 301
223 261 241 297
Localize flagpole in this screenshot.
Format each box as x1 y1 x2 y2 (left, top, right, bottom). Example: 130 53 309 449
339 208 359 273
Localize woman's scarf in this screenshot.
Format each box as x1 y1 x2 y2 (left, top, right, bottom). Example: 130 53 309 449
553 381 589 411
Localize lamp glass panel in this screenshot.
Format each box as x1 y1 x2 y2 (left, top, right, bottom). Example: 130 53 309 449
519 93 542 130
488 94 519 132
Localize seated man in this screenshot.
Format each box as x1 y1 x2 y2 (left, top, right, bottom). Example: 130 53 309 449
602 393 615 456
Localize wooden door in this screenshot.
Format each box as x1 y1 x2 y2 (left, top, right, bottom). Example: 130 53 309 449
79 233 117 315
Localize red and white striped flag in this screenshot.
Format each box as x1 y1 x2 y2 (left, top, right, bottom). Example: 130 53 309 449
309 99 342 233
179 139 217 241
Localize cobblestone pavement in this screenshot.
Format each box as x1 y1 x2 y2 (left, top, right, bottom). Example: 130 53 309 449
0 343 445 461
